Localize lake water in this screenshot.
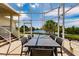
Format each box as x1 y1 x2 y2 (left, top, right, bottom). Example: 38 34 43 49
33 30 47 33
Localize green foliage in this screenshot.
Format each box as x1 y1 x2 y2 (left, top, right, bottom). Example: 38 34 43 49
29 27 35 31
20 25 36 33
35 28 40 30
65 34 79 40
65 26 79 40
65 26 79 34
42 20 57 34
16 27 19 30
20 25 29 33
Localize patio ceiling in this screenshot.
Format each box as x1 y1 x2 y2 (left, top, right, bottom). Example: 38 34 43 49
0 3 20 16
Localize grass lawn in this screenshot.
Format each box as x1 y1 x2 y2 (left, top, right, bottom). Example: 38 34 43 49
65 34 79 41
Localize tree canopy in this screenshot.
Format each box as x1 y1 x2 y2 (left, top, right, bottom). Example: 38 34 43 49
20 25 29 33
65 26 79 34
42 20 57 34
20 25 36 33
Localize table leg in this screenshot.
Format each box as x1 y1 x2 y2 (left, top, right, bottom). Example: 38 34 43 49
54 47 58 56
30 49 32 56
51 50 54 56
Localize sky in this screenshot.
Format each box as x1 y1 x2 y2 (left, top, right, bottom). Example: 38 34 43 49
8 3 79 28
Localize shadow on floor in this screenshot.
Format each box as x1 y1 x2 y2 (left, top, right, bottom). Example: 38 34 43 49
63 47 75 56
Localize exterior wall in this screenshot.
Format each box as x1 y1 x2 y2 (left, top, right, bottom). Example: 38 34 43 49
0 15 16 32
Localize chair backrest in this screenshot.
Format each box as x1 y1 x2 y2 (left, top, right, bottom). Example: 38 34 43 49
52 35 55 40
28 35 31 39
56 37 63 45
31 48 53 56
50 34 55 40
21 37 28 45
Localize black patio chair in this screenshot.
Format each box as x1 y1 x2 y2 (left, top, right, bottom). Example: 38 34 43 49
50 34 56 40
28 35 32 39
20 37 29 56
30 48 54 56
27 34 34 40
55 37 63 56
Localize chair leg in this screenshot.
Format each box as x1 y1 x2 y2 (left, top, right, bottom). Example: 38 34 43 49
25 50 29 56
51 50 54 56
30 49 32 56
25 51 28 56
54 47 58 56
20 47 23 56
61 47 63 56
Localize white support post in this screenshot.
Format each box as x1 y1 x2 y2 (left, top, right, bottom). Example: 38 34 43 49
18 16 20 40
62 3 65 39
9 15 13 42
30 3 33 38
58 7 60 37
10 15 13 33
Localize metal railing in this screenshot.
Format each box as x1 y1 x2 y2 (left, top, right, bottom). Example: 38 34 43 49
0 26 11 42
0 26 11 55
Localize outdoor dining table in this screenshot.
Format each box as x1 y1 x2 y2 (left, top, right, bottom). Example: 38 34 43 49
24 34 60 56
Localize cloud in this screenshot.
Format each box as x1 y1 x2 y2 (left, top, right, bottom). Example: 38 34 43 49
46 6 79 27
35 3 39 7
65 20 79 27
45 6 79 19
66 6 79 16
45 7 69 16
16 3 21 7
30 3 39 8
19 14 31 20
16 3 24 7
65 18 79 27
31 5 36 8
53 18 79 27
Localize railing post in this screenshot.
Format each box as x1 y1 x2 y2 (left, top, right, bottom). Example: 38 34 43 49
62 3 65 39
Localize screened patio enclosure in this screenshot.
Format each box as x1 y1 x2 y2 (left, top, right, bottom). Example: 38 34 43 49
8 3 79 39
0 3 79 56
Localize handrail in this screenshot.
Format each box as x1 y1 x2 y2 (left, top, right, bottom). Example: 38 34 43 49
0 26 11 33
0 26 11 42
1 26 18 39
0 26 11 55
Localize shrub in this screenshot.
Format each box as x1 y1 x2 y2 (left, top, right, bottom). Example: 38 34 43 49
65 34 79 41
